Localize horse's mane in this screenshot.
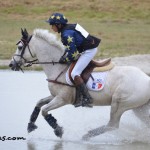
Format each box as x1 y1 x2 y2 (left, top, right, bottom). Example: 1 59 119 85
33 29 64 51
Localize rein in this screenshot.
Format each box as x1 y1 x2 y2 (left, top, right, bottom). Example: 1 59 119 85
24 60 60 67
25 51 68 67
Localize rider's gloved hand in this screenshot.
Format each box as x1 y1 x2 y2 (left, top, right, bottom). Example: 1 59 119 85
59 56 66 64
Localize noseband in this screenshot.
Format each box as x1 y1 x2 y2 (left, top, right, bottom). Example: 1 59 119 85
15 35 33 63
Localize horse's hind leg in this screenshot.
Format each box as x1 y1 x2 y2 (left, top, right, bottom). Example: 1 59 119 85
27 95 54 133
83 100 124 140
132 100 150 128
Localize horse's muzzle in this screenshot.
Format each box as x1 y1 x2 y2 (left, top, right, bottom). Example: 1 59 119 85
9 60 22 71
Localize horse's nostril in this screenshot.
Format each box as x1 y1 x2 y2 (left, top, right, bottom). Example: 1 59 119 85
9 63 13 67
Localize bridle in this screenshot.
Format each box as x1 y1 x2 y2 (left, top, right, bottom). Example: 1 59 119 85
15 35 33 63
14 35 61 70
13 34 74 87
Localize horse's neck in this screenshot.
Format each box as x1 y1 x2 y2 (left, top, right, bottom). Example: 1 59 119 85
43 63 67 81
32 36 67 80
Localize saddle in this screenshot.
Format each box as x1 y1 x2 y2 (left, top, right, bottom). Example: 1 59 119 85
69 58 113 84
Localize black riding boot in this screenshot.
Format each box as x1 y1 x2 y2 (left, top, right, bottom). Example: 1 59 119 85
74 76 93 107
27 106 40 133
73 86 82 106
44 114 63 138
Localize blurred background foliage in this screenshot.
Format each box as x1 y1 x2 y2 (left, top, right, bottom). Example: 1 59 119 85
0 0 150 59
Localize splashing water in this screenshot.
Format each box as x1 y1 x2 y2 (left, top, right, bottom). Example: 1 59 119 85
0 70 149 150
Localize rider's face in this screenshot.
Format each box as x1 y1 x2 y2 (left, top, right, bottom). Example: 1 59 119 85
51 25 58 32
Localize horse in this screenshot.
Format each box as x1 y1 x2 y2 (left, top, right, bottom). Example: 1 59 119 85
9 28 150 140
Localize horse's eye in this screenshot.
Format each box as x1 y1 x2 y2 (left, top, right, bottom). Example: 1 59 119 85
18 46 23 51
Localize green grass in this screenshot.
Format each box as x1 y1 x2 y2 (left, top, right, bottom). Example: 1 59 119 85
0 0 150 60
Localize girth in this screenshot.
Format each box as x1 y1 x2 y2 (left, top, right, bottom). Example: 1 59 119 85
69 58 111 84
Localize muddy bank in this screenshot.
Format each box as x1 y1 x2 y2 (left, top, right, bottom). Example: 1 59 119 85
112 54 150 76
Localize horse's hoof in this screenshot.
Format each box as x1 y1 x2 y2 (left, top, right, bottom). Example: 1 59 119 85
27 122 38 133
83 103 93 108
74 103 82 107
82 130 95 141
82 134 91 141
54 125 64 138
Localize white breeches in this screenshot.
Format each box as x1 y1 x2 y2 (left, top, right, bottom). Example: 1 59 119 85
71 47 98 80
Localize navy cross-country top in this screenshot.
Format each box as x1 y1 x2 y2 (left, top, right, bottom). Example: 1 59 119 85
61 24 84 62
60 24 101 63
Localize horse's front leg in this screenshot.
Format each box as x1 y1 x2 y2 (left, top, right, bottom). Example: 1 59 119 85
27 95 54 133
42 96 66 138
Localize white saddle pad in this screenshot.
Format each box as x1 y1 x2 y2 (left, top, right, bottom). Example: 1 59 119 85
66 69 108 91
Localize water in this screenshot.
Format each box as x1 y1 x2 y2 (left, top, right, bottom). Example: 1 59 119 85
0 70 150 150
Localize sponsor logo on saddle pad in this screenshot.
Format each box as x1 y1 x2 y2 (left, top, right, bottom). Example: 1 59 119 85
92 81 103 89
87 72 107 91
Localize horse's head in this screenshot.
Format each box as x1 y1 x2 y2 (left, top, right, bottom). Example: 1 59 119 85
9 28 34 71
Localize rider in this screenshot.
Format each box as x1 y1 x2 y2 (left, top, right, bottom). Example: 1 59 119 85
46 13 101 107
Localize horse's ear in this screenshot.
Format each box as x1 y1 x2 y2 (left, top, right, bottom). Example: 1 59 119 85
21 28 28 40
24 28 28 35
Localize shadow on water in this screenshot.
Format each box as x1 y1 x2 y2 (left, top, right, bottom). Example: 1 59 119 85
27 140 92 150
27 140 63 150
26 139 96 150
27 139 150 150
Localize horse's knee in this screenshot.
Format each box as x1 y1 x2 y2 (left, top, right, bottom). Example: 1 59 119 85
41 108 48 117
36 98 49 108
36 99 45 108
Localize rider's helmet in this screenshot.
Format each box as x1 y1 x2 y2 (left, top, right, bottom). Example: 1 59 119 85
46 13 68 25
